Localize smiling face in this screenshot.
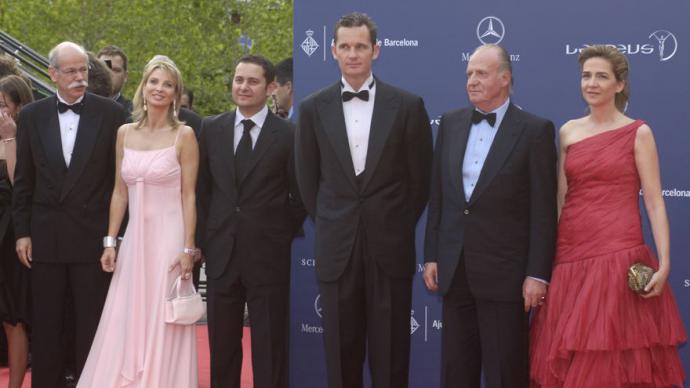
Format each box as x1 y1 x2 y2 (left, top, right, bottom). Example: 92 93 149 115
143 68 177 110
332 25 379 88
232 62 275 116
580 57 624 110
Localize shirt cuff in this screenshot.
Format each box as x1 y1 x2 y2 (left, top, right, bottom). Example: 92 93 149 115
527 276 549 285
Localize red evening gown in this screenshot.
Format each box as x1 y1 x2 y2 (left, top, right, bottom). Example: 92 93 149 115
530 120 686 387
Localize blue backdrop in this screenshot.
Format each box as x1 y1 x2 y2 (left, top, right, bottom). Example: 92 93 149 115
290 1 690 386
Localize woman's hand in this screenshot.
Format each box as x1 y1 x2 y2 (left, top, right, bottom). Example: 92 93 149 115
0 111 17 139
641 268 669 298
100 247 117 272
170 251 194 280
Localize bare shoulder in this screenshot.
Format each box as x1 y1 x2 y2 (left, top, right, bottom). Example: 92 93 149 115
116 122 135 138
634 122 655 145
559 118 585 146
178 125 198 146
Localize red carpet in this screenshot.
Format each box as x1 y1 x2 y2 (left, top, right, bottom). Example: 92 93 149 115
0 325 253 387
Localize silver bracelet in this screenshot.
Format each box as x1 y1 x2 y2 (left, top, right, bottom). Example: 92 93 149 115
103 236 117 248
183 247 198 256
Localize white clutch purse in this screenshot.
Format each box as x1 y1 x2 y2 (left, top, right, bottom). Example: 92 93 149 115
165 275 205 325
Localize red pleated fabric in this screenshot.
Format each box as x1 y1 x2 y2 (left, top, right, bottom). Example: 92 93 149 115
530 120 686 387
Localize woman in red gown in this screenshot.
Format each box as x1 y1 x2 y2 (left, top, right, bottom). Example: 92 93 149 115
529 45 686 387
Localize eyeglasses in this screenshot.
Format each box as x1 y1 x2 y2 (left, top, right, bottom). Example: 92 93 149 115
56 65 91 77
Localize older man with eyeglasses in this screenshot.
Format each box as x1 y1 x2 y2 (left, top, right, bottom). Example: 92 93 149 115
12 41 126 388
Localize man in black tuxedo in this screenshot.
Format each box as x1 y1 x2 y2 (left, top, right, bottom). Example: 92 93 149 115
295 12 433 388
423 44 558 388
197 54 304 388
13 41 126 388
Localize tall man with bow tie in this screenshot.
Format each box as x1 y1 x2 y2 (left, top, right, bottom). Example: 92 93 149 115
12 41 126 387
295 12 433 388
422 44 558 388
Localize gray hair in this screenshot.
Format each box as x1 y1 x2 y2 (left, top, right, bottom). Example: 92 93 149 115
48 41 88 68
472 44 514 89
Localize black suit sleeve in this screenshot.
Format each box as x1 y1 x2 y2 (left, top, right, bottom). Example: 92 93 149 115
195 119 211 251
526 120 558 281
423 114 446 263
405 96 433 222
285 127 307 234
294 100 319 219
12 108 35 239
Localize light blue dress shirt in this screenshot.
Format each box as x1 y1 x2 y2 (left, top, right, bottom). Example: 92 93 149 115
462 98 510 201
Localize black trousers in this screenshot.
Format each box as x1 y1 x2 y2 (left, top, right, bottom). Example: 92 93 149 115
319 232 413 388
441 257 529 388
206 260 289 388
31 262 109 388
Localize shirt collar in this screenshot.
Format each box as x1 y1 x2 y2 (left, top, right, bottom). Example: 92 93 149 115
475 98 510 128
235 105 269 129
56 92 85 106
341 73 375 93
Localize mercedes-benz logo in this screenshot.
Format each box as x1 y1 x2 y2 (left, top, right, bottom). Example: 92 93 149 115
477 16 505 45
314 294 323 318
649 30 678 62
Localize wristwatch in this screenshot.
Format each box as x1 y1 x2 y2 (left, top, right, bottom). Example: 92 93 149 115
103 236 117 248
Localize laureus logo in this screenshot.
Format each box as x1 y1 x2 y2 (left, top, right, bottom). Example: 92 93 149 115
649 30 677 62
476 16 505 45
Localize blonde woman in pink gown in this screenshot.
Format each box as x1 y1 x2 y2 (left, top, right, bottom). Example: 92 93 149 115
77 56 200 388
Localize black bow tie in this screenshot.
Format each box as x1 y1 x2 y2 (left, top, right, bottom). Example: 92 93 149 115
471 110 496 127
342 90 369 102
57 101 84 114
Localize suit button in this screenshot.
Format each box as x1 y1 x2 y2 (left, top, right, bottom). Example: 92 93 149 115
235 206 241 212
463 209 470 215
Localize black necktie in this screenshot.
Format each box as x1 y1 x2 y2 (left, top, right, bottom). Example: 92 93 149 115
471 110 496 127
342 90 369 102
235 119 255 182
57 101 84 114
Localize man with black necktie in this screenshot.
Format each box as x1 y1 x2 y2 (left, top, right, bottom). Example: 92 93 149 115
196 54 305 388
423 44 558 388
13 41 126 388
295 12 433 388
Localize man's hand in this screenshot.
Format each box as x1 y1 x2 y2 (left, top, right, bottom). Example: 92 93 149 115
15 237 32 268
522 277 547 312
423 262 439 292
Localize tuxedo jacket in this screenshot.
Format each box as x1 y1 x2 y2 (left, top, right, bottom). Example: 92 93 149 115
12 93 127 263
424 103 558 300
197 110 305 284
295 79 433 282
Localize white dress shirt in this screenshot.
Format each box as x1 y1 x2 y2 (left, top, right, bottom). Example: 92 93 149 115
342 74 376 176
233 105 269 153
56 93 84 167
462 98 510 200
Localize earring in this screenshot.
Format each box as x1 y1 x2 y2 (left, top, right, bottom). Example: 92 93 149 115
143 98 148 112
173 100 177 118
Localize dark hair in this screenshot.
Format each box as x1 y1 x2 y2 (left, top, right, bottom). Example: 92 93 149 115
182 87 194 107
86 52 113 97
275 57 292 85
97 45 128 72
237 54 275 83
0 75 34 109
333 12 378 46
0 55 20 78
578 45 630 112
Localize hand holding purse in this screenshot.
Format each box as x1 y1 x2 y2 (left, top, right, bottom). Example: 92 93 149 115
165 275 205 325
627 262 654 294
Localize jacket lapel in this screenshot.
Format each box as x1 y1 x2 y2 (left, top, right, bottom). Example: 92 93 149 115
359 80 400 191
317 83 358 191
447 110 472 200
468 103 524 205
61 94 104 200
38 96 68 172
218 112 238 194
236 112 278 187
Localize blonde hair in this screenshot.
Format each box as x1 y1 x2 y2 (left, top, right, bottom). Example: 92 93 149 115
578 45 630 112
132 56 184 128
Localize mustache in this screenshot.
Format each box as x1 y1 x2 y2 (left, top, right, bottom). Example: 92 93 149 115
68 80 88 89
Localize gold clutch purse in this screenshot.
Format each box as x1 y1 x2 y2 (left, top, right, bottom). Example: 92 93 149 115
627 262 654 294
